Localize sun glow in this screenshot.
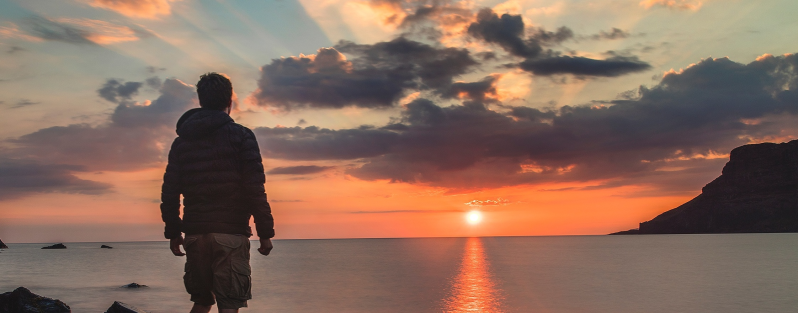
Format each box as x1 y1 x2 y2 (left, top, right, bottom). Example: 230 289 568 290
466 211 483 225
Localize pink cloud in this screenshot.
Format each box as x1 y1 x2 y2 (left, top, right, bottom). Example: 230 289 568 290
84 0 178 19
465 198 510 207
0 22 44 42
55 18 140 44
640 0 703 11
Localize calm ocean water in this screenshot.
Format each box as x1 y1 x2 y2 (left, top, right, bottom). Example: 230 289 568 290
1 234 798 312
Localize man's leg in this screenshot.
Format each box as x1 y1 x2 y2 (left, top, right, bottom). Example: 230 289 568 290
184 234 217 312
190 303 212 313
211 234 252 312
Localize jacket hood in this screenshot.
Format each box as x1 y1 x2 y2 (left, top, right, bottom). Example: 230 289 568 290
176 108 233 140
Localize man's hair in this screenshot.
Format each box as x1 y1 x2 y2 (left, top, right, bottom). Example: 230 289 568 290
196 72 233 110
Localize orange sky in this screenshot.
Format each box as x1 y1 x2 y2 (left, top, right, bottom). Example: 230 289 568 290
0 164 690 242
2 0 798 243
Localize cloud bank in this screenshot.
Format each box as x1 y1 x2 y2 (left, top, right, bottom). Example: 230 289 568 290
251 4 651 110
1 77 195 200
251 38 478 110
254 54 798 191
468 8 651 77
0 159 112 200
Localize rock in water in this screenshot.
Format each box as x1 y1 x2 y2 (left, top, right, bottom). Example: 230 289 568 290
100 245 113 249
0 238 8 249
105 301 148 313
120 283 147 289
635 140 798 234
0 287 71 313
41 243 66 249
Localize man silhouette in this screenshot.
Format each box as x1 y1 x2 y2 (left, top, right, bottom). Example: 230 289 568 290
160 73 274 313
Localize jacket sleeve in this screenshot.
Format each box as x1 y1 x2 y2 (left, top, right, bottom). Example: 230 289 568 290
240 128 275 238
160 138 183 239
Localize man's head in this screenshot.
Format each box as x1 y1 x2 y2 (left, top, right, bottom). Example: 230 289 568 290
196 72 233 111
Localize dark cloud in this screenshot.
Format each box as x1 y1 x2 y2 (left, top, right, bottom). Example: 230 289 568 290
529 26 574 46
336 37 477 89
146 66 167 73
98 79 143 103
467 9 544 58
369 0 473 40
251 37 478 110
7 46 26 54
110 79 192 128
519 55 652 77
252 48 406 110
466 9 572 59
12 99 40 109
17 17 147 46
588 28 631 40
392 0 472 28
438 75 498 102
252 54 798 191
24 17 96 45
0 159 112 200
10 78 196 172
255 125 399 160
145 76 162 89
467 8 650 77
252 7 648 111
266 165 334 175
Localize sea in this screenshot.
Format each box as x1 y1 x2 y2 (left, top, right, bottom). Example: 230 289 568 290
2 234 798 313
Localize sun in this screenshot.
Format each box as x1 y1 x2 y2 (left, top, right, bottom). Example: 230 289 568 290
466 210 483 225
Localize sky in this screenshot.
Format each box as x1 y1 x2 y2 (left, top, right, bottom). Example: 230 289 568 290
1 0 797 243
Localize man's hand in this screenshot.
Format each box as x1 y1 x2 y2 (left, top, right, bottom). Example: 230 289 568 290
257 238 273 256
170 236 186 256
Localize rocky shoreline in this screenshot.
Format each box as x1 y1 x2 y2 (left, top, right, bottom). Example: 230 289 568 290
0 287 150 313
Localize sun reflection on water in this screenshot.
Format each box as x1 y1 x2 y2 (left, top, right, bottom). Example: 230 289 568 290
442 237 504 313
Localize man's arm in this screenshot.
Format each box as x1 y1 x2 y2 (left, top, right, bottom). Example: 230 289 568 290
239 128 275 255
161 138 184 251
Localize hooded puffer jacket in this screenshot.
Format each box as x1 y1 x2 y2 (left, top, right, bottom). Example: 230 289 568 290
160 108 274 239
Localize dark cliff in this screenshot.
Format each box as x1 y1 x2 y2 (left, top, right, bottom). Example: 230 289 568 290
636 140 798 234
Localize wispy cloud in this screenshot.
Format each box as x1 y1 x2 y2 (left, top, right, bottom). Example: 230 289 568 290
266 165 334 175
83 0 179 19
53 18 141 44
12 99 40 109
465 198 510 206
640 0 703 11
0 22 44 42
3 18 146 45
7 46 26 54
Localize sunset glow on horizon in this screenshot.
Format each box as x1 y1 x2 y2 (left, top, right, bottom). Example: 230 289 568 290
1 0 798 243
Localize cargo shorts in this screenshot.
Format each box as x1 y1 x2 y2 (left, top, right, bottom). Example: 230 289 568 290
183 233 252 309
